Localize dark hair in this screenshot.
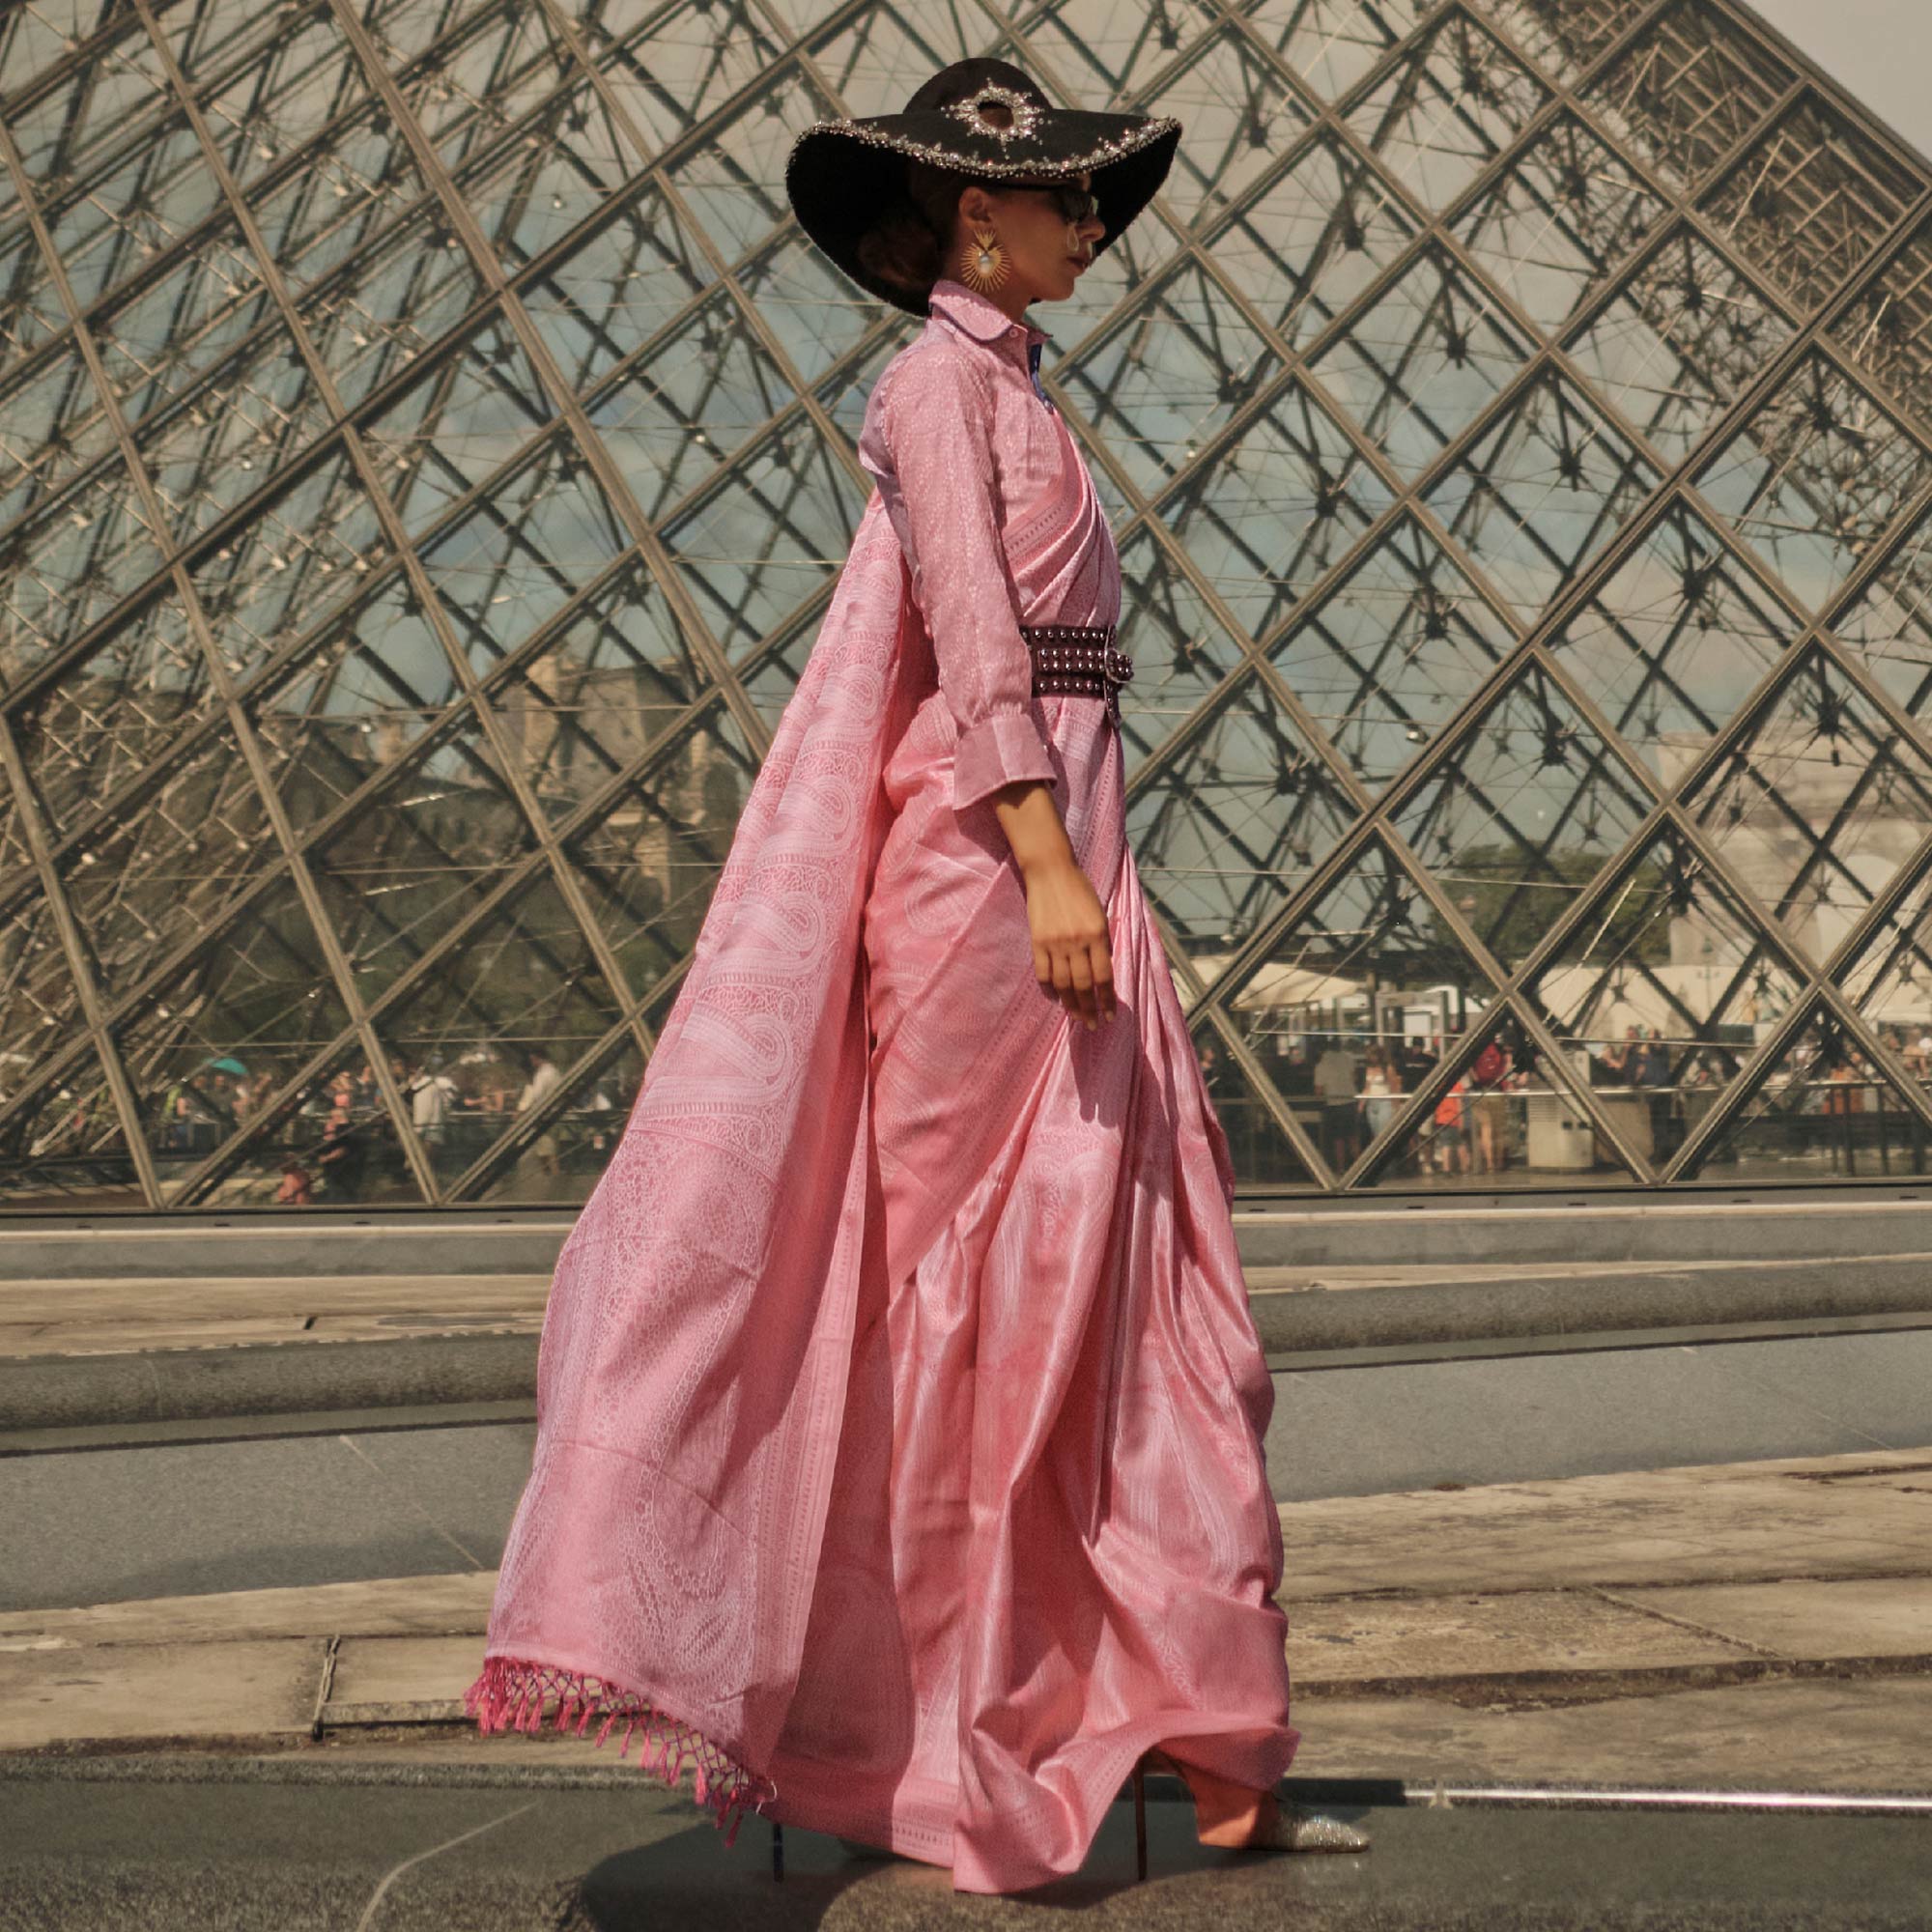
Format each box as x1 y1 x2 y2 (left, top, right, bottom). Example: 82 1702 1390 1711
857 158 1004 304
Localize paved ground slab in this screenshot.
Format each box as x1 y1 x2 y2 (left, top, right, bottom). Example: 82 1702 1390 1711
3 1759 1927 1931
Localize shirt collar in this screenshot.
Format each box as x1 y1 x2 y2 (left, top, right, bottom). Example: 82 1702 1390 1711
928 277 1053 353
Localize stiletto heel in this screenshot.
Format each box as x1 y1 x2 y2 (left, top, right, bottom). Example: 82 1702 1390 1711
1132 1755 1147 1882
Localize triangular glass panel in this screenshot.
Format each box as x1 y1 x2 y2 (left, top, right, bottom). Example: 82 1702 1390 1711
1208 835 1501 1174
183 482 392 710
423 14 596 183
806 0 991 119
105 895 373 1207
6 452 169 681
0 895 85 1119
1544 497 1799 780
370 870 630 1201
1316 244 1531 478
1679 1003 1932 1184
661 68 841 259
1136 25 1315 224
1113 525 1255 776
1580 1 1791 192
1392 660 1654 976
0 1045 143 1210
8 8 168 183
1 353 115 530
361 309 559 534
15 595 212 834
1248 0 1427 101
0 222 72 375
306 702 548 1008
1354 999 1643 1188
661 419 870 663
1346 8 1548 211
242 571 470 839
193 6 376 193
49 719 288 1005
1126 670 1360 955
1479 0 1652 89
1061 256 1282 500
1025 0 1205 99
1424 366 1660 619
587 287 798 520
490 554 717 804
39 124 227 323
0 5 71 108
1564 223 1795 467
137 327 343 549
1700 96 1918 317
416 434 633 677
1523 825 1804 1170
1203 131 1417 355
561 698 761 998
1154 373 1394 640
471 1029 646 1206
92 217 273 442
1186 1013 1321 1189
1696 352 1932 617
1266 515 1515 793
1681 646 1932 956
1833 858 1932 1051
1821 502 1932 725
736 227 875 391
1830 212 1932 410
1452 111 1669 340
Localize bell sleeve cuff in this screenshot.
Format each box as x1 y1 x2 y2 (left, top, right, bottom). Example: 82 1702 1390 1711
953 709 1059 810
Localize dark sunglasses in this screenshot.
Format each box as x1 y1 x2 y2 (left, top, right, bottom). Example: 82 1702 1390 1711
1013 181 1100 225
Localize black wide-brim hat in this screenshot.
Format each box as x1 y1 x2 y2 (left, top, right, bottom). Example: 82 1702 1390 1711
786 58 1181 318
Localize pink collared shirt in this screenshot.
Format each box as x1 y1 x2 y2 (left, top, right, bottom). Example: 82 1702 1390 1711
857 277 1093 811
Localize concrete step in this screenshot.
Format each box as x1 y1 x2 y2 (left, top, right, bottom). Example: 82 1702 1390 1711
11 1258 1932 1433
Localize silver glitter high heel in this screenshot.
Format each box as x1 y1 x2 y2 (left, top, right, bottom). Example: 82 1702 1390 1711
1129 1746 1371 1880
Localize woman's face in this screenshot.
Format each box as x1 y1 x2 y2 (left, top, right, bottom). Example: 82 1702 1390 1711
957 170 1106 312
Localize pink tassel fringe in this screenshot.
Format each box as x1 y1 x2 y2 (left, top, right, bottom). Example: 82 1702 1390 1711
463 1655 777 1849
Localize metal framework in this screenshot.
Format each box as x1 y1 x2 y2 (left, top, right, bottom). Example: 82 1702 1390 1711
9 0 1932 1208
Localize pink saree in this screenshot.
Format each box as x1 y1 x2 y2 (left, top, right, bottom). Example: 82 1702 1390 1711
466 279 1299 1893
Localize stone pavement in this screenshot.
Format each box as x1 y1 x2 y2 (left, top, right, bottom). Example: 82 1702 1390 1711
6 1443 1928 1798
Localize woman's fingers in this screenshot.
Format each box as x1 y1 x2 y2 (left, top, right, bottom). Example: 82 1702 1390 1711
1040 937 1116 1028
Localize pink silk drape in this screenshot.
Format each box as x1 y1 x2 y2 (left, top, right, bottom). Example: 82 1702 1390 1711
467 280 1299 1894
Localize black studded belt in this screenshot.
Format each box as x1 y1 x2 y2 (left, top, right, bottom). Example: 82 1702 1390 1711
1020 623 1134 724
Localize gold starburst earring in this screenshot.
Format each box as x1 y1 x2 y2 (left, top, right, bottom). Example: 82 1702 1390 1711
958 224 1009 295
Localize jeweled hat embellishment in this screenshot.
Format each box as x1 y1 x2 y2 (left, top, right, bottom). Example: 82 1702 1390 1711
943 84 1044 146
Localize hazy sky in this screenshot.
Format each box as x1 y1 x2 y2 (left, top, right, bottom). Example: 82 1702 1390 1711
1747 0 1932 166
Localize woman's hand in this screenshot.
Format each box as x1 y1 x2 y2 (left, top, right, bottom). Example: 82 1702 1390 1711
1024 856 1115 1030
990 779 1115 1031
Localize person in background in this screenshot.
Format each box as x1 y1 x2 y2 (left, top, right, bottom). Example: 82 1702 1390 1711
517 1048 563 1179
1432 1074 1468 1177
1469 1035 1511 1175
1358 1041 1400 1143
1312 1034 1361 1172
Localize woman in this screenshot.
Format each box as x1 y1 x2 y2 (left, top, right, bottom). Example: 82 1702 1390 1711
464 58 1367 1892
1359 1042 1401 1141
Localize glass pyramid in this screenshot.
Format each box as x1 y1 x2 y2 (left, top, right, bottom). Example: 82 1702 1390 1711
7 0 1932 1208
